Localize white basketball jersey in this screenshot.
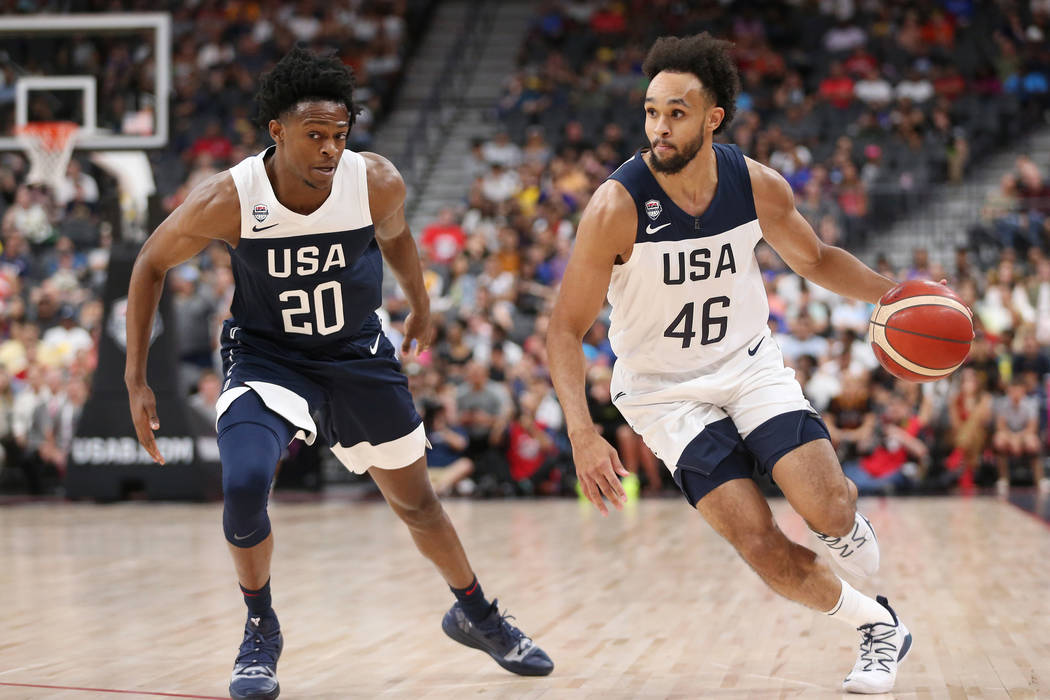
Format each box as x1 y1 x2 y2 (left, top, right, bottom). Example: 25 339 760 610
606 145 769 375
226 147 381 347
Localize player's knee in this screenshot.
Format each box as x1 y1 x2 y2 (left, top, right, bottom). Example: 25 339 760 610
811 496 855 537
393 488 445 530
219 419 283 546
802 474 855 535
222 461 273 546
224 471 270 517
222 467 272 547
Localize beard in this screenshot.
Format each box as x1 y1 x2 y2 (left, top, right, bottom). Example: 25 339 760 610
649 130 705 174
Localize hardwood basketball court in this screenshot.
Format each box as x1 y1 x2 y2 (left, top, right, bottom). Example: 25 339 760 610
1 496 1047 699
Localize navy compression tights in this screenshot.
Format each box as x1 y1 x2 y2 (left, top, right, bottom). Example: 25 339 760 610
217 390 293 548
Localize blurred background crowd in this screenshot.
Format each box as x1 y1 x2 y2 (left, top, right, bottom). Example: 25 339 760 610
1 0 1049 499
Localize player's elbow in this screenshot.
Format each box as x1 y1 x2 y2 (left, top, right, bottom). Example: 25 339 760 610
544 322 569 356
546 309 586 350
785 240 828 278
545 326 578 365
131 243 169 282
376 224 411 248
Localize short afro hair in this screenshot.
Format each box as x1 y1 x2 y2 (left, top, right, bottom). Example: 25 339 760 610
642 33 740 135
254 45 361 128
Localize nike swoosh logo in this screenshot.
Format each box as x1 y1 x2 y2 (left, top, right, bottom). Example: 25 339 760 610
369 333 381 354
747 338 764 356
613 391 626 401
252 223 279 232
503 638 535 662
233 529 259 541
645 222 671 235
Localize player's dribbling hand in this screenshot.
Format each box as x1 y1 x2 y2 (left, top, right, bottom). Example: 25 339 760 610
570 427 630 516
127 382 165 464
401 309 435 357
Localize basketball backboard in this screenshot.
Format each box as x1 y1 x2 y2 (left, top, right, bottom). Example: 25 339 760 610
0 13 171 151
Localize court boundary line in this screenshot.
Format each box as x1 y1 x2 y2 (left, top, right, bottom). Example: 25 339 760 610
0 681 227 699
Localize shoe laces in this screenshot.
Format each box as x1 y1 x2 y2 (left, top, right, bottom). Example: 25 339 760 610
235 618 280 669
816 531 842 546
855 622 897 671
817 519 866 555
816 531 851 557
480 605 532 655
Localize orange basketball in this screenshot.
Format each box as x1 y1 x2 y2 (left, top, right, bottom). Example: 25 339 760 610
868 280 974 383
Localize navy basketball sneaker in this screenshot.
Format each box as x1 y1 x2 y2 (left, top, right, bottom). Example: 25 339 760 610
229 612 283 700
442 599 554 676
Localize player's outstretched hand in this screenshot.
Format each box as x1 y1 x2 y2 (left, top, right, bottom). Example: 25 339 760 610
570 428 629 516
401 309 435 358
127 382 164 464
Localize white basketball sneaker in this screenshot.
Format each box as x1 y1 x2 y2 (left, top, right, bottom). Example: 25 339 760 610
815 511 880 578
843 596 912 694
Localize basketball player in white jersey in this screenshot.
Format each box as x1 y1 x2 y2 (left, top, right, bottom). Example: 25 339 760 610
124 47 551 700
547 34 910 694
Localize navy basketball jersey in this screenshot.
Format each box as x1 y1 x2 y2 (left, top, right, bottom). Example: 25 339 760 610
227 146 381 349
605 144 768 374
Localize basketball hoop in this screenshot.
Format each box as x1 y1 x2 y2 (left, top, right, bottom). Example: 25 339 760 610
15 121 79 192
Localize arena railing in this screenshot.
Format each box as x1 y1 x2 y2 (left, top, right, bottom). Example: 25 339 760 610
399 0 496 220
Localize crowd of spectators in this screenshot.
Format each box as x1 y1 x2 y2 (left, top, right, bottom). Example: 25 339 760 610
1 1 1049 499
493 0 1050 249
972 153 1050 260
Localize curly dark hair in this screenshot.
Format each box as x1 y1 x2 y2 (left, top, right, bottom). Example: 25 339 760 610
642 33 740 135
254 45 361 127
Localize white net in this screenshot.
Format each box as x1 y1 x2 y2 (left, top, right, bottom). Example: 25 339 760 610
16 121 79 192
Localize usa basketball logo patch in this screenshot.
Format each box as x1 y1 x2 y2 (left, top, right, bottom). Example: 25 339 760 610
252 204 269 222
645 199 662 220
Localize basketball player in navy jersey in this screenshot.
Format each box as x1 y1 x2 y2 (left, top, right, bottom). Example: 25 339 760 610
124 47 551 700
547 35 909 694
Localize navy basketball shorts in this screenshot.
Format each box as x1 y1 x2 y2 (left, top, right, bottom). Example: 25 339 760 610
611 330 831 506
215 319 426 474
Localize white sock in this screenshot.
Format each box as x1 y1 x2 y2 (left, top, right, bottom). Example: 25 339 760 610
825 578 894 627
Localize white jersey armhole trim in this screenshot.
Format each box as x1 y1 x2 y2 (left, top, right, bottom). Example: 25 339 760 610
352 151 373 225
228 158 254 231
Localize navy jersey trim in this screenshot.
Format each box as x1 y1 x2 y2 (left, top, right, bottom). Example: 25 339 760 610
607 143 757 244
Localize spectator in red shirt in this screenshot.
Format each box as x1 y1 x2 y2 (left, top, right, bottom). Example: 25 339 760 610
503 392 557 493
933 64 966 101
590 3 626 34
920 9 956 48
420 208 466 265
187 121 233 163
844 46 877 77
819 62 855 109
842 392 927 494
